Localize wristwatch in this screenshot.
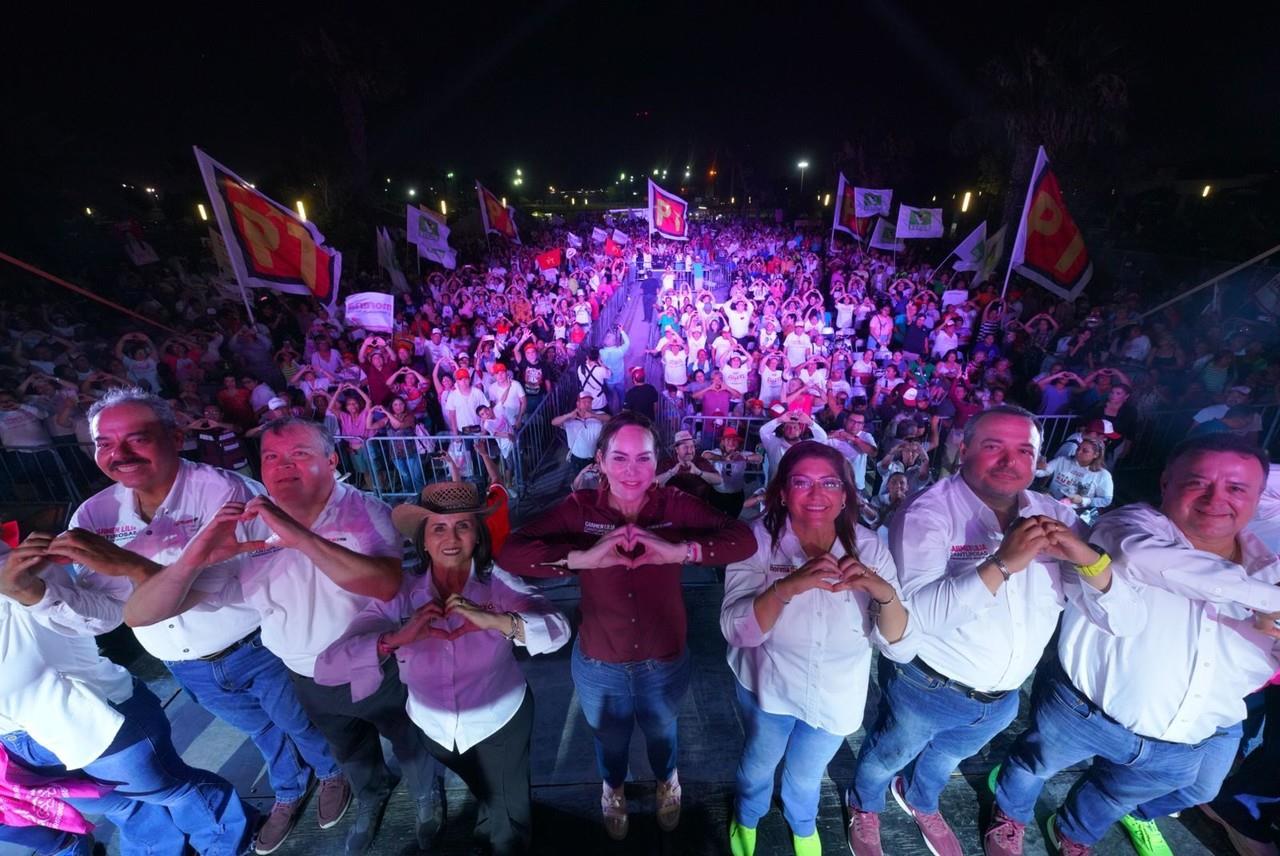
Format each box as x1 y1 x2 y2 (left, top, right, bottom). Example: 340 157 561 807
984 553 1011 582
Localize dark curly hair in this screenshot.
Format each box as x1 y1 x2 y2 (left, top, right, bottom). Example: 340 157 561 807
762 440 863 559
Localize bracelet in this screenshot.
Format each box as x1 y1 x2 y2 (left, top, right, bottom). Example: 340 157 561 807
985 554 1011 582
1077 551 1112 578
770 580 792 606
502 612 521 641
874 593 897 606
684 541 699 564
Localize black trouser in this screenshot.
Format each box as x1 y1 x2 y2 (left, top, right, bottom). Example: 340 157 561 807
709 488 746 520
288 663 439 808
422 689 534 856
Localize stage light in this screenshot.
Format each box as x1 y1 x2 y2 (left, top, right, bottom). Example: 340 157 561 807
823 193 831 206
440 200 447 216
516 168 522 176
408 188 417 197
502 197 507 207
961 191 971 213
620 172 626 180
84 207 93 216
386 177 391 183
295 200 307 221
197 203 209 221
730 196 735 205
1202 184 1212 198
447 172 455 179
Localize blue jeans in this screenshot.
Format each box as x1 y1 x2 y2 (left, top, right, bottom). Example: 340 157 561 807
0 826 93 856
995 670 1242 845
1212 684 1280 841
165 633 341 803
0 681 252 856
733 682 846 836
849 659 1020 813
390 453 426 494
570 639 691 788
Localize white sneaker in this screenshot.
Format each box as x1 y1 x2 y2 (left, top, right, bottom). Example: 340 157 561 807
656 770 682 832
602 782 628 841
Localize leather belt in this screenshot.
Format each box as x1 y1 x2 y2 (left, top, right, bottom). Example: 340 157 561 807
910 657 1012 704
197 630 260 662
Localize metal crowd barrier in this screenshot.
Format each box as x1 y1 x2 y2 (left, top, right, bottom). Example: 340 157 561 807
331 433 512 503
0 443 110 506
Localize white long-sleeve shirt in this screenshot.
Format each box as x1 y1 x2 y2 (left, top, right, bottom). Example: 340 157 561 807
1 562 134 769
1069 504 1280 743
69 460 266 660
759 416 827 484
314 563 569 753
890 474 1137 693
721 519 917 734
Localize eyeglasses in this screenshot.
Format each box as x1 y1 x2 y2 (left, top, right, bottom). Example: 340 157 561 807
787 476 844 492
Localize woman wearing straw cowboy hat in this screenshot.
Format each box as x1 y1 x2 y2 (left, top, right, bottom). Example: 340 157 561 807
315 481 570 856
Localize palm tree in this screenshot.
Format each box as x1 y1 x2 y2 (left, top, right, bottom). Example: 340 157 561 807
952 18 1130 233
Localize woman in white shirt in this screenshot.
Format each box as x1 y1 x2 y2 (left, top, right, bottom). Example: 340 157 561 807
316 482 569 856
1035 438 1114 524
720 441 914 856
757 354 786 408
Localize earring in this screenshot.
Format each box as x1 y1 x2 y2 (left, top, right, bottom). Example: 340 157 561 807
841 501 847 509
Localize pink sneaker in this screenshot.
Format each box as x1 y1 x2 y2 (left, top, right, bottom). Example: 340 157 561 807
1046 813 1092 856
984 807 1026 856
846 805 884 856
890 775 962 856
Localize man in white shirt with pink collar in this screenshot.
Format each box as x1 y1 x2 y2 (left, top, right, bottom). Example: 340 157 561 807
124 418 444 856
845 405 1133 856
987 433 1280 856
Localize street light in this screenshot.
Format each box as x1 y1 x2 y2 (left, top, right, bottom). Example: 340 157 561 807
408 188 417 197
1202 184 1212 198
84 207 93 216
440 200 447 216
197 203 209 221
961 191 971 213
797 161 810 193
295 200 307 221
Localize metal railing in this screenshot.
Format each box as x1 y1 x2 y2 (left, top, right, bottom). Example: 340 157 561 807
331 433 512 502
0 443 111 506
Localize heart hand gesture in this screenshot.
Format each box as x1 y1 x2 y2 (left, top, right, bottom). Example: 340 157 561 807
179 502 270 570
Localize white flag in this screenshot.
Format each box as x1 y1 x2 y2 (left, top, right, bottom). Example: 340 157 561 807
854 187 893 218
976 225 1006 284
611 229 630 245
406 205 455 269
344 292 395 332
951 222 988 272
375 228 410 293
868 218 904 252
591 227 608 244
566 232 583 249
895 205 945 239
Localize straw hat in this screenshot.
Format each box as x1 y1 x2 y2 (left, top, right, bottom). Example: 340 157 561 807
392 482 493 539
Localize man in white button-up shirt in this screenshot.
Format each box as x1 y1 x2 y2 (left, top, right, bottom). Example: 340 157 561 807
0 541 253 856
124 418 444 856
40 389 349 853
845 406 1127 856
989 433 1280 856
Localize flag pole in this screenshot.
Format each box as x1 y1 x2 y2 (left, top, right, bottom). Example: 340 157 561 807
237 281 258 327
1138 241 1280 320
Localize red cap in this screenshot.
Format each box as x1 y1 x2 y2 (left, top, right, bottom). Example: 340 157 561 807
722 426 740 439
1084 418 1121 439
454 368 470 380
492 362 507 373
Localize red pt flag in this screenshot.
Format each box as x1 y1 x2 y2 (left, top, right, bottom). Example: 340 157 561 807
648 179 689 241
1009 146 1093 301
194 147 341 306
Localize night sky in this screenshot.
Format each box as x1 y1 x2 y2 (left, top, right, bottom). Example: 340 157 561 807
4 3 1278 230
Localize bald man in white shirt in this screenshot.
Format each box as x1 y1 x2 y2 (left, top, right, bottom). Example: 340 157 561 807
988 433 1280 856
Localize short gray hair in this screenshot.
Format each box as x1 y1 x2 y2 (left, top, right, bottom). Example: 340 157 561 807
961 404 1042 448
87 388 178 432
259 417 337 457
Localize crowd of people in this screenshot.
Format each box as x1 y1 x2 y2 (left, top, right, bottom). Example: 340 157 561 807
3 212 1280 856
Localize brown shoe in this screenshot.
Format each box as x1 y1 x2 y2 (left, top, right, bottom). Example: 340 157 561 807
317 775 352 830
255 799 305 855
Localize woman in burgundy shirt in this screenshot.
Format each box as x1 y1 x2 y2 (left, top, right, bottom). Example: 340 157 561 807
498 411 755 841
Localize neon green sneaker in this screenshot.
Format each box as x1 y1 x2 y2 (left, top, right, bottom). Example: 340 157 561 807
792 830 821 856
988 763 1001 795
1119 814 1173 856
729 819 756 856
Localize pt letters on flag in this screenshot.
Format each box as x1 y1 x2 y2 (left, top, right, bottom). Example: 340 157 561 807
648 180 689 240
895 205 945 239
854 186 893 219
1010 146 1093 300
344 292 394 332
476 181 521 243
194 147 341 306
